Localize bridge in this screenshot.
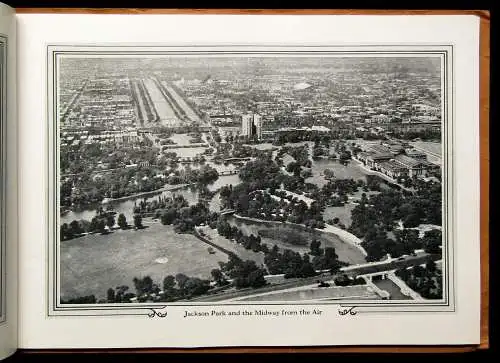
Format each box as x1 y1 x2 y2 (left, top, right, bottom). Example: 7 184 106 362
340 252 440 278
220 209 236 216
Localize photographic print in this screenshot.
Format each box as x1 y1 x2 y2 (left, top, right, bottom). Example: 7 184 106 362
50 47 449 311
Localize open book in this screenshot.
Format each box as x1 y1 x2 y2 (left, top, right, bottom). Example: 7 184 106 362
0 4 488 358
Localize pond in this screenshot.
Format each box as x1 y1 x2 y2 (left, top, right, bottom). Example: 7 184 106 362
372 278 413 300
61 174 242 225
169 147 208 158
226 215 367 265
168 133 193 146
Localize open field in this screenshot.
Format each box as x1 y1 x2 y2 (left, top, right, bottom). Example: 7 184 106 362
244 143 276 151
161 81 202 123
142 78 181 126
410 141 442 156
60 221 227 300
323 204 355 227
198 226 266 267
308 159 368 187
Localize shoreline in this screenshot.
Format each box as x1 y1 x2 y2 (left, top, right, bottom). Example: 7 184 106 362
231 213 368 258
103 183 191 203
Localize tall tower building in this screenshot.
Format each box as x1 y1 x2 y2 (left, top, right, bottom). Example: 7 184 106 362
241 113 262 139
241 114 252 137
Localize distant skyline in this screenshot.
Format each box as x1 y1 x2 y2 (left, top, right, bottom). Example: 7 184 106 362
59 56 441 79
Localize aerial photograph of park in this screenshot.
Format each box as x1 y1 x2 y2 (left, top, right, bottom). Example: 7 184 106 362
58 55 444 304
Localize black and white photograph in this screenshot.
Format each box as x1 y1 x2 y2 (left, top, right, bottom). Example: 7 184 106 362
54 50 447 307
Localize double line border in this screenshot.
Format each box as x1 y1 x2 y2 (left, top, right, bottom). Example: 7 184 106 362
46 45 453 316
0 34 7 325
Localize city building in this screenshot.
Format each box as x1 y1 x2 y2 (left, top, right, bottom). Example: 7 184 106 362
378 160 409 179
241 113 263 139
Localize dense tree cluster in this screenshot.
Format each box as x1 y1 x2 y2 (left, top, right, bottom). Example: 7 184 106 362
312 140 330 160
396 261 442 299
350 181 441 237
60 139 166 208
311 178 362 208
165 164 219 186
353 130 388 140
360 227 441 262
273 129 335 145
391 128 441 141
60 208 117 241
103 273 212 303
220 188 325 228
216 219 267 253
134 194 188 215
158 201 218 233
264 246 316 278
277 145 311 168
218 254 268 289
348 182 442 261
61 295 97 304
333 274 367 286
237 157 283 190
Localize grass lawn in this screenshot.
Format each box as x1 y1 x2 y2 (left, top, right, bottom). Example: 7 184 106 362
60 221 228 301
244 143 276 151
308 159 368 188
323 204 355 227
198 226 267 267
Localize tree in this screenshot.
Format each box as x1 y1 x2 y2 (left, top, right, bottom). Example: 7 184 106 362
133 214 143 229
286 161 302 176
309 239 323 256
422 229 442 254
163 275 176 291
106 215 115 229
160 208 177 225
394 229 421 254
133 276 153 296
69 220 82 235
97 219 106 234
247 269 267 288
211 269 226 286
183 277 210 297
117 213 128 229
60 223 71 241
323 169 335 180
175 273 189 290
107 288 115 303
427 260 437 273
403 213 421 228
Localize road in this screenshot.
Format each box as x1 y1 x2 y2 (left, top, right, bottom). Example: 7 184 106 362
341 252 441 277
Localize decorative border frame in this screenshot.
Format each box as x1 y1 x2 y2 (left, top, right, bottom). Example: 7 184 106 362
0 34 7 325
46 45 454 317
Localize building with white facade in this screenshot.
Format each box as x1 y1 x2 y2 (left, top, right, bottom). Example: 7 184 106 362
241 113 262 139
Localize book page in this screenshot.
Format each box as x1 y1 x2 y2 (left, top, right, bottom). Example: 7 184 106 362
17 13 480 348
0 2 17 360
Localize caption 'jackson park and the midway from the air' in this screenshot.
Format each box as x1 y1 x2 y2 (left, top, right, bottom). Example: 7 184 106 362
58 56 444 305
